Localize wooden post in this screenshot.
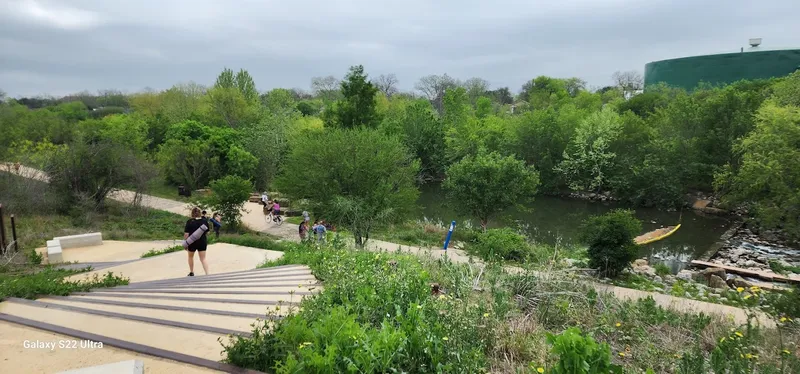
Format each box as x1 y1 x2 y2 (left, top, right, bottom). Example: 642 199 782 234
0 204 7 253
10 214 18 252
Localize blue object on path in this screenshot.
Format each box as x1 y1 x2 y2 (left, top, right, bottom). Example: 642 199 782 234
443 220 456 250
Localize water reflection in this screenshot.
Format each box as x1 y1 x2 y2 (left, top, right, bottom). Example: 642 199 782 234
417 184 730 262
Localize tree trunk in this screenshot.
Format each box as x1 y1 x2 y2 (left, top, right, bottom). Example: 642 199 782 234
354 232 363 248
480 218 488 232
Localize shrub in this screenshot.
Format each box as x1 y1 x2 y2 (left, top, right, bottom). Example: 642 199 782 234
654 262 671 277
579 209 641 278
469 228 531 262
202 175 252 229
544 327 622 374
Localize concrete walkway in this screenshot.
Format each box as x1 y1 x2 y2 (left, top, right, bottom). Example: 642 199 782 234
4 164 776 328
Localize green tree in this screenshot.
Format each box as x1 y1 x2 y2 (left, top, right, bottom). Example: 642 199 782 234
579 209 641 277
557 107 623 192
275 128 419 246
443 151 540 231
715 103 800 239
389 100 446 182
325 65 381 128
204 175 253 229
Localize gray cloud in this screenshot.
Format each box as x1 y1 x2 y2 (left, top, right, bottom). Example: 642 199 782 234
1 0 798 97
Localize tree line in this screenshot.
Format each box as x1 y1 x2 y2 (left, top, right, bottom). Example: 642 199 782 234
1 67 798 244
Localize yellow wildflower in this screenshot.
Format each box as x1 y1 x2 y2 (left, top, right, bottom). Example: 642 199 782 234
439 295 446 300
745 353 752 359
615 322 622 327
483 313 490 318
618 352 625 357
537 368 545 374
750 286 760 292
744 294 752 300
735 331 744 338
782 349 791 355
781 317 788 322
442 337 449 341
417 305 422 309
736 287 744 292
720 337 726 343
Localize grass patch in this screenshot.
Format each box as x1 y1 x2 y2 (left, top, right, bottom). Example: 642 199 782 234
222 240 800 373
770 260 800 275
141 245 184 258
216 234 286 251
0 266 128 301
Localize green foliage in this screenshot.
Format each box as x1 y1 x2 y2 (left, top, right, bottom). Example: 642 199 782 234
325 65 381 129
715 103 800 239
222 245 492 373
275 127 419 246
204 175 252 228
443 151 539 230
141 245 184 258
544 327 622 374
389 100 446 181
557 107 623 192
0 268 128 301
45 134 143 212
769 260 800 275
216 234 286 251
579 209 641 277
468 228 531 262
156 120 257 189
654 262 671 277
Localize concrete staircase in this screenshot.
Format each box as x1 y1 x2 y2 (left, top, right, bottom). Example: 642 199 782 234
0 264 320 373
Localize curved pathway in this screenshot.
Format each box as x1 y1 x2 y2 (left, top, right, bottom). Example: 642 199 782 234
4 164 776 327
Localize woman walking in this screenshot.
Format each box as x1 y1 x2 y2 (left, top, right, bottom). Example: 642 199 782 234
183 207 210 276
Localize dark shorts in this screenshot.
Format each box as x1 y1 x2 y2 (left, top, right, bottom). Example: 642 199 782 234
188 242 207 252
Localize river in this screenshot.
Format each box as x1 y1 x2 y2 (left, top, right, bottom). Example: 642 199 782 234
417 185 731 272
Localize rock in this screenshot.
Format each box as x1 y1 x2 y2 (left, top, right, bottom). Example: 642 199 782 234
654 276 663 283
744 260 757 268
702 267 727 280
730 255 740 263
709 275 729 289
564 258 580 267
709 293 721 298
665 275 676 284
634 265 656 276
731 278 753 289
633 259 649 267
736 259 747 267
676 270 694 281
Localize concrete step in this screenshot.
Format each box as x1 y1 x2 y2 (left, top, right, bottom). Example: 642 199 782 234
0 302 234 364
127 275 319 288
121 265 311 287
36 297 259 334
62 294 290 316
104 279 319 292
0 321 223 374
72 291 312 303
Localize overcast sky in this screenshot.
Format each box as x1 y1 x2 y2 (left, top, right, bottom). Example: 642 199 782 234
1 0 798 98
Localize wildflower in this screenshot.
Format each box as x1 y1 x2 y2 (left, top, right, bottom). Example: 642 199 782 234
483 313 490 318
615 322 621 327
442 337 449 341
417 305 422 309
275 306 280 311
618 352 625 357
750 286 760 292
736 287 744 292
744 294 752 300
745 353 752 359
735 331 744 338
781 317 788 323
439 295 446 300
782 349 791 355
537 368 545 373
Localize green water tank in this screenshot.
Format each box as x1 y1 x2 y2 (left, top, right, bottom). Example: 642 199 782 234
644 47 800 91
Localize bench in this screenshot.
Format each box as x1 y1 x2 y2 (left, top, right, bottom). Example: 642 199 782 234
46 239 62 264
58 360 144 374
54 232 103 249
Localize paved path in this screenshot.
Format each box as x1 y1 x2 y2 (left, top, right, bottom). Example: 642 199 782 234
4 164 775 327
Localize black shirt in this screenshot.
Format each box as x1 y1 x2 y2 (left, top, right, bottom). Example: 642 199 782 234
184 218 209 246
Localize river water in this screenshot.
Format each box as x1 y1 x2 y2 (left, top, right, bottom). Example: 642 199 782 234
417 185 731 272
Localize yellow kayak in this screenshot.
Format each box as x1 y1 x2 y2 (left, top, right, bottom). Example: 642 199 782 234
635 224 681 245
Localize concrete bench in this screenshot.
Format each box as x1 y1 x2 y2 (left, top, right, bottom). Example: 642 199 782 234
46 239 62 264
54 232 103 249
58 359 143 374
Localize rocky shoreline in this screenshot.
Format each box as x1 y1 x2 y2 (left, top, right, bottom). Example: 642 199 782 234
706 222 800 280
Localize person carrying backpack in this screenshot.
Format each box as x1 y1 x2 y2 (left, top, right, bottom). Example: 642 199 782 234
209 213 222 239
272 201 283 225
